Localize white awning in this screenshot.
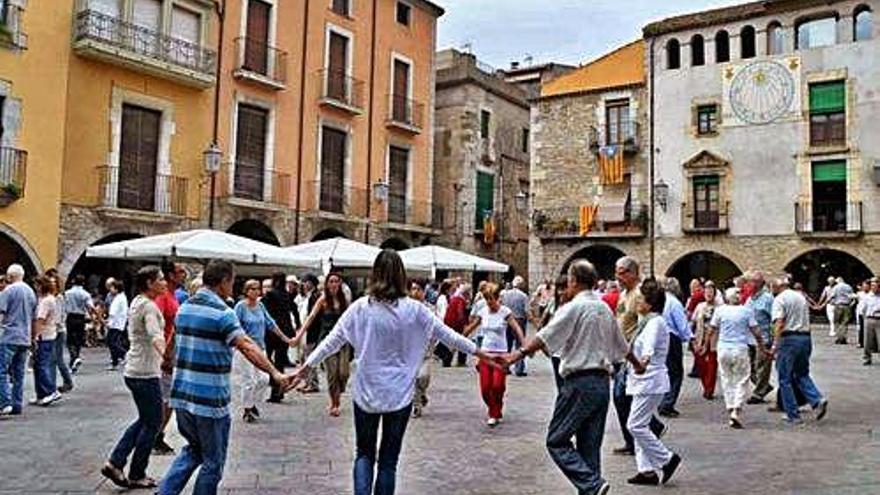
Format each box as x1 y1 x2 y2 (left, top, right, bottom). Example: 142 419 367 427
400 245 509 274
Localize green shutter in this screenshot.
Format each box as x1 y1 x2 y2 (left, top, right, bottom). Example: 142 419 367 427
475 171 494 230
693 175 720 186
812 160 847 182
809 81 845 114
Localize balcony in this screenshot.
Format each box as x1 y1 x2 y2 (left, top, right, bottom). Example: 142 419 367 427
795 201 862 238
681 201 730 234
218 164 291 209
0 2 27 50
386 94 424 134
97 165 188 218
302 180 368 219
233 37 287 90
0 147 26 206
590 121 641 154
532 203 647 239
385 193 444 231
318 69 365 114
72 8 216 89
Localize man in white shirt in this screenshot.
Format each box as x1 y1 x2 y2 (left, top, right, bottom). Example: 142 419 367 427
860 278 880 366
816 277 837 337
105 280 129 371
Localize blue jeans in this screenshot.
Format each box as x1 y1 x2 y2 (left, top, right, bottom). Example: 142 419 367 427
777 333 823 420
54 332 74 388
110 377 162 480
353 401 412 495
660 334 684 412
33 340 57 400
158 409 231 495
107 328 127 366
546 371 609 495
0 344 28 413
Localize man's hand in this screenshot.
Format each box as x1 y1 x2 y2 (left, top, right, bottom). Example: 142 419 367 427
632 357 649 375
474 350 503 368
161 358 174 375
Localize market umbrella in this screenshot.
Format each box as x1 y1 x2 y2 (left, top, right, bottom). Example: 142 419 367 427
399 245 509 277
283 238 434 274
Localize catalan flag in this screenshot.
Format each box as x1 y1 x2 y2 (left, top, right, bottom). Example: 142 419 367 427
579 204 599 236
599 145 625 185
483 213 497 245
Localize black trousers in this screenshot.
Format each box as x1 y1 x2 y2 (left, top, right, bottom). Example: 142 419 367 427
434 343 453 367
66 314 87 365
660 334 684 412
267 345 287 401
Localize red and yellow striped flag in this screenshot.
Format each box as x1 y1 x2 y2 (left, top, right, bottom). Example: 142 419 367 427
579 204 599 236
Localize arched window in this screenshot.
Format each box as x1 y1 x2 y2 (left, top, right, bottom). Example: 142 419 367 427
855 5 873 41
796 15 838 49
741 25 756 58
666 38 681 69
767 21 785 55
715 30 730 63
690 34 705 66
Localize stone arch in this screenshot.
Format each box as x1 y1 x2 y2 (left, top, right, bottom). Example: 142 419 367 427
311 228 347 241
227 219 280 246
380 237 410 251
560 243 628 281
0 222 43 276
68 232 143 294
783 248 873 298
666 250 743 293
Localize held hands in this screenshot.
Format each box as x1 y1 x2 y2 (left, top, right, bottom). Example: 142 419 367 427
631 357 649 376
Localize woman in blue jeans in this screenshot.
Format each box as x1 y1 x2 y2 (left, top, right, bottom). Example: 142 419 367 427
101 266 166 489
291 250 497 495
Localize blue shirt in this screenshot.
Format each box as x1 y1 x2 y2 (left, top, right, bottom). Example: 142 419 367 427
709 305 758 351
234 300 276 350
0 282 37 346
171 288 246 418
174 287 189 305
64 285 93 315
663 293 692 342
747 289 774 339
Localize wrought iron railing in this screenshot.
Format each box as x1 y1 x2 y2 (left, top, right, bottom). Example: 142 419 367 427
590 121 641 152
235 37 287 85
302 180 369 217
97 165 188 216
795 201 862 234
318 69 365 110
219 164 291 206
386 193 444 229
532 203 648 238
0 3 27 49
0 147 27 201
681 201 730 233
74 9 216 77
388 94 424 130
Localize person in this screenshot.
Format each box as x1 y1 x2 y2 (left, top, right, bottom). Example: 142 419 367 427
152 262 185 455
531 278 554 322
856 280 870 349
261 272 301 403
658 278 692 418
106 280 130 371
541 274 571 390
64 274 95 373
830 277 854 345
685 279 704 379
408 278 433 418
693 282 721 400
296 274 321 393
0 274 6 293
48 274 75 394
625 278 682 486
294 272 350 417
815 277 837 338
500 276 530 377
462 282 526 427
612 256 665 456
440 284 470 367
0 264 36 417
770 276 828 425
503 260 645 495
706 288 768 428
101 266 167 489
601 280 620 312
434 280 451 322
158 260 293 495
289 250 494 495
31 276 62 406
859 278 880 365
261 278 272 297
746 271 775 404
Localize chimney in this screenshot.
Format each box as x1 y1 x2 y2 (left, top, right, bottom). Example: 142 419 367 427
510 61 520 70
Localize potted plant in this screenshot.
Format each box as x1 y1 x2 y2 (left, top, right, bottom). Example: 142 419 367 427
0 182 22 206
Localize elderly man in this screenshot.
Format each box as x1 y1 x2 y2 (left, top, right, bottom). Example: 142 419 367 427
0 264 37 417
747 271 775 404
860 278 880 365
64 274 95 372
658 278 692 418
830 277 854 345
505 260 644 495
501 275 530 376
816 277 837 337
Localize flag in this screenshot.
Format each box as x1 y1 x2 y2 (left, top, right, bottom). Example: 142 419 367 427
483 213 496 245
579 204 599 236
599 145 625 185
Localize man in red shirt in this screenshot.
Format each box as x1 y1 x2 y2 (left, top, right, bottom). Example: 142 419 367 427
440 285 472 367
152 261 186 455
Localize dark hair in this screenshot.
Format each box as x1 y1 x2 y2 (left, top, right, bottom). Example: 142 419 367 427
203 260 235 288
34 275 53 296
409 278 427 291
73 274 86 286
554 274 569 307
303 273 319 287
640 277 666 313
568 259 598 289
113 279 125 292
161 261 176 280
323 272 350 311
368 249 407 303
271 271 287 291
135 265 162 293
438 280 452 297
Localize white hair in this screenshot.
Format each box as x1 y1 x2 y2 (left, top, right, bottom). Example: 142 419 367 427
6 264 24 281
724 287 740 305
615 256 640 275
512 275 525 290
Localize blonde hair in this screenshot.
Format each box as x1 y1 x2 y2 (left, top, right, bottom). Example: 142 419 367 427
244 279 261 293
480 282 502 300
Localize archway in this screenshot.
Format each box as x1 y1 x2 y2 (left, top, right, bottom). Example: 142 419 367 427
784 248 873 300
561 244 627 281
68 233 143 295
666 250 742 296
380 237 410 251
311 228 347 242
0 229 40 277
227 219 280 246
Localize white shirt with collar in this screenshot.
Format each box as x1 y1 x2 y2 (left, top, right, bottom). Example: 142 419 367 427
107 292 129 330
626 314 670 396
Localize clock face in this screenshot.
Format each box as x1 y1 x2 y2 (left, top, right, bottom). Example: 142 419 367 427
728 60 796 125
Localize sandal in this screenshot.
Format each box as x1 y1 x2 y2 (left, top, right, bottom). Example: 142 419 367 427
128 476 158 489
100 463 129 488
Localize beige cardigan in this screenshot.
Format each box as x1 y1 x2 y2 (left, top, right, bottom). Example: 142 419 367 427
693 301 720 352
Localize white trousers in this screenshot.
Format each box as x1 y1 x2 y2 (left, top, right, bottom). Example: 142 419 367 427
718 346 752 411
827 304 836 335
627 393 672 473
235 351 269 409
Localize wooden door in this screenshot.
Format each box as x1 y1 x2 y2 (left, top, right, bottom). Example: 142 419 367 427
320 127 346 213
118 104 160 211
327 32 348 101
392 60 410 122
244 0 270 74
693 176 720 229
605 101 629 146
388 146 408 223
234 104 267 201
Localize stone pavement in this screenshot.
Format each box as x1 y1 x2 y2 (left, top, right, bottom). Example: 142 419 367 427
1 327 879 495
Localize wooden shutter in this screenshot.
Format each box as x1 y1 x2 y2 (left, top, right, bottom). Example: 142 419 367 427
809 81 845 114
327 32 348 100
475 171 494 230
331 0 349 16
320 127 346 213
171 6 200 43
244 0 271 74
118 104 160 212
693 175 720 229
392 59 410 122
606 101 629 146
388 146 408 223
234 104 268 201
812 161 846 183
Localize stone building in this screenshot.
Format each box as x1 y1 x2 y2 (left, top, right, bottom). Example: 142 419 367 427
529 41 651 284
644 0 879 294
433 49 531 280
500 60 576 100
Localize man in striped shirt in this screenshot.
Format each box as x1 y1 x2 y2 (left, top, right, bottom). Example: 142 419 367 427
158 260 293 495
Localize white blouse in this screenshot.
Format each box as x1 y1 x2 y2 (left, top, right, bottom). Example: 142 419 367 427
626 314 670 396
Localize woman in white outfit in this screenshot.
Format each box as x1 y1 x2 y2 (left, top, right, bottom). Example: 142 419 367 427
626 278 682 486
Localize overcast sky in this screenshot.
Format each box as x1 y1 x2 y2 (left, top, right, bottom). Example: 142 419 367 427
436 0 749 69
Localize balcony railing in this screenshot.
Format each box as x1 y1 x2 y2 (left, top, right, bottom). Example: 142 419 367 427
681 201 730 233
532 203 648 239
387 94 424 132
97 165 188 216
0 147 27 204
302 180 369 218
590 121 641 154
0 3 27 49
234 37 287 88
795 201 862 236
386 193 444 229
73 8 216 88
219 164 291 207
318 69 365 112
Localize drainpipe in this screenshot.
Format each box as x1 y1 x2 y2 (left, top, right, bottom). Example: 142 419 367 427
293 0 310 243
363 0 379 244
648 37 656 277
209 0 226 229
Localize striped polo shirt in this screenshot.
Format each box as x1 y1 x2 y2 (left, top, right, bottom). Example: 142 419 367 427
171 288 246 418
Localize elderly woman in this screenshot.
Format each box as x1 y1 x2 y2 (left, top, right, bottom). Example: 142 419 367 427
693 282 721 400
706 288 768 428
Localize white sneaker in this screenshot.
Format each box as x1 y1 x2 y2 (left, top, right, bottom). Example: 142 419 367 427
39 392 62 406
487 417 498 427
0 405 12 416
28 397 40 405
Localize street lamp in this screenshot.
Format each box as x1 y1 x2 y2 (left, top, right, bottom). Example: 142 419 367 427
515 190 528 212
654 179 669 213
203 142 222 228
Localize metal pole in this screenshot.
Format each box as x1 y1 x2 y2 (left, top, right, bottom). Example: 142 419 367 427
648 38 656 277
208 172 217 228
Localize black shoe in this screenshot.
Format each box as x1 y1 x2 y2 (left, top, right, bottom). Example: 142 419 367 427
251 406 261 417
266 396 283 404
863 360 872 366
612 446 635 456
627 472 660 485
662 453 682 484
243 409 257 423
152 440 175 456
746 396 766 405
658 408 680 418
594 481 610 495
101 463 129 488
814 399 828 421
687 371 700 378
834 338 848 345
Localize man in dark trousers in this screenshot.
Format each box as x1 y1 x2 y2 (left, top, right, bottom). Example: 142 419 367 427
261 272 301 403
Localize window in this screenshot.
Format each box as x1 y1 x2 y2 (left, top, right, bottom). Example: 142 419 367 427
666 38 680 69
244 0 272 75
388 146 409 223
327 31 350 101
118 104 161 212
697 104 718 135
855 5 873 41
521 128 530 153
391 58 411 123
690 34 705 66
331 0 350 16
811 160 847 232
693 175 720 230
396 1 411 26
605 100 630 146
320 126 347 213
809 81 846 147
475 171 494 230
480 109 491 139
767 21 784 55
740 25 756 59
715 30 730 62
234 104 269 201
796 16 837 49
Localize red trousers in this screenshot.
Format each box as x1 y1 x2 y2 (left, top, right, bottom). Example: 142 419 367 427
699 351 718 398
478 361 507 419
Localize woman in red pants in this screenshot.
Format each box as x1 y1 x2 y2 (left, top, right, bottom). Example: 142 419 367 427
464 282 526 427
693 282 721 400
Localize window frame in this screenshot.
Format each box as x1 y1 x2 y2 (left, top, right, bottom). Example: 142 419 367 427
854 4 873 41
395 1 411 26
767 21 784 55
795 14 839 50
692 174 721 229
605 99 631 146
715 30 730 63
330 0 351 17
696 104 719 136
480 109 491 140
666 38 681 70
740 25 756 59
521 127 530 154
690 34 705 66
474 170 495 231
